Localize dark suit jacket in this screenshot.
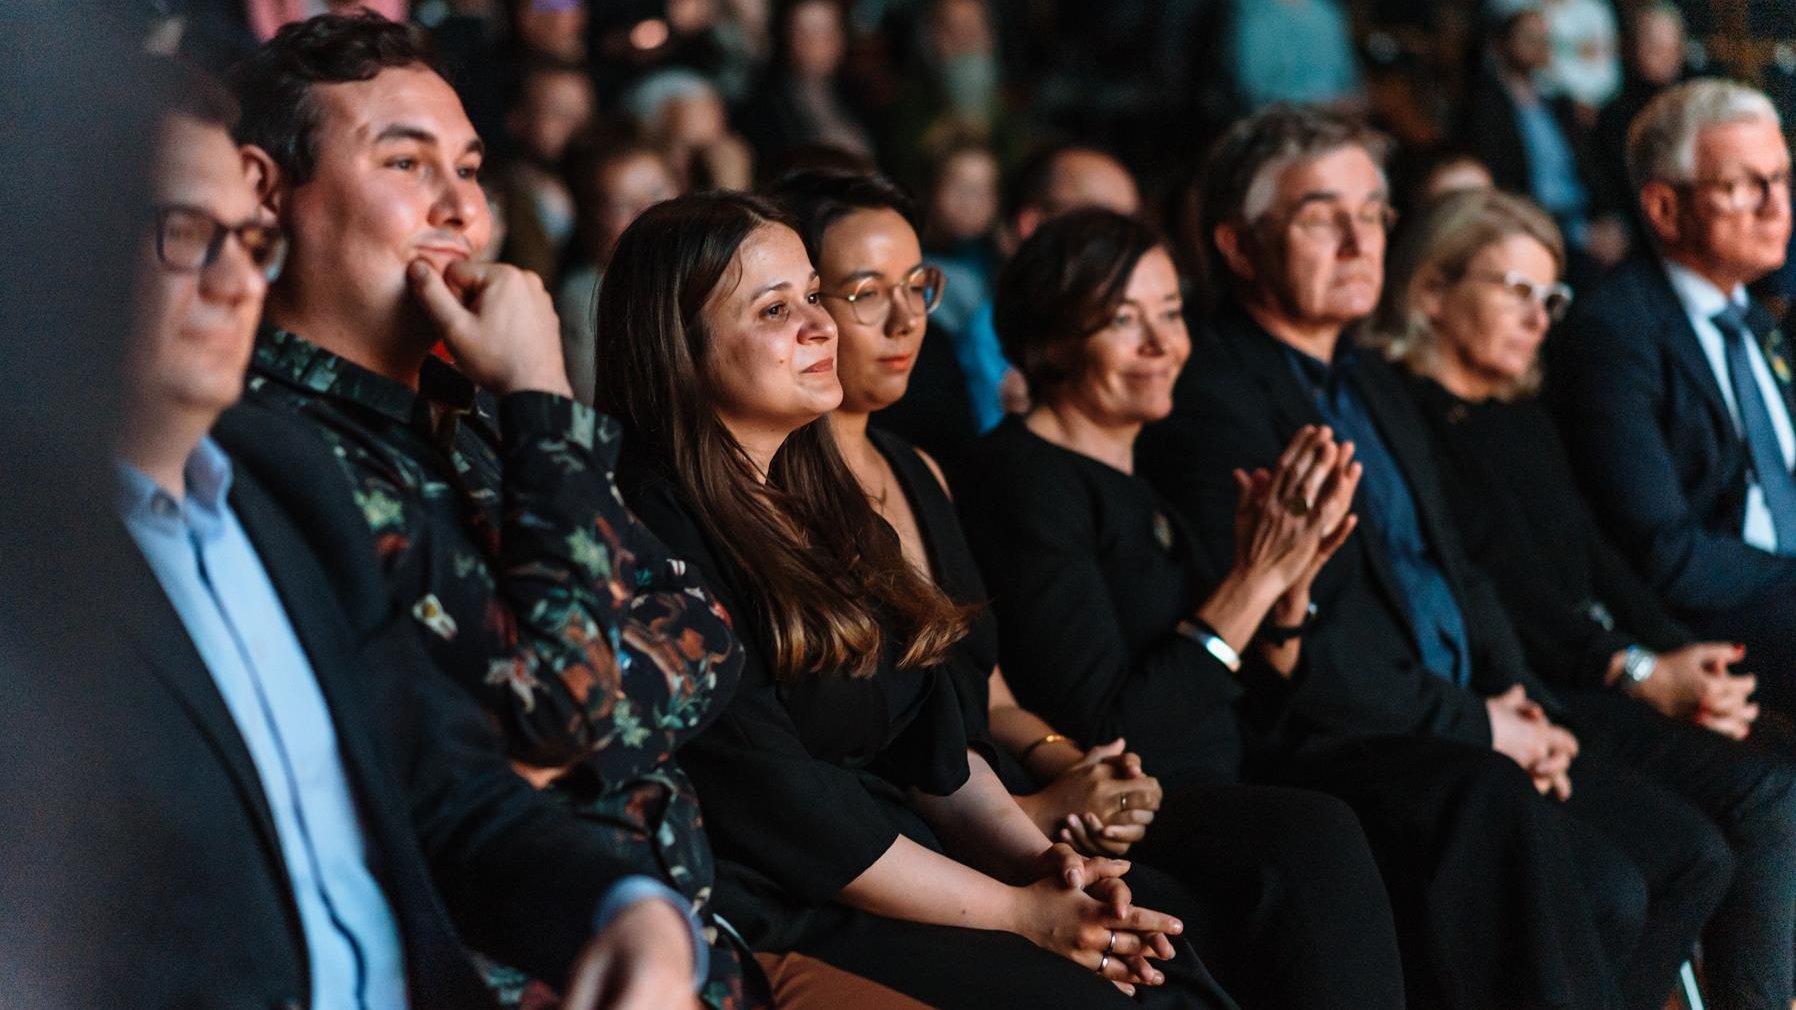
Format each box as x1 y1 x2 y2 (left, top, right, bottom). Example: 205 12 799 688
0 408 646 1008
1138 304 1558 753
1545 254 1796 617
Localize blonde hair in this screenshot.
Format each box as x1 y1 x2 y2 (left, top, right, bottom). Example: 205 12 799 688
1364 188 1563 400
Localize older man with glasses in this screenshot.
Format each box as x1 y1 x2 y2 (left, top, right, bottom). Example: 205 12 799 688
1549 79 1796 720
1138 102 1743 1010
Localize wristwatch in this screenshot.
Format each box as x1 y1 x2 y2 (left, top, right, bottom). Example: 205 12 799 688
1621 645 1658 685
1258 601 1319 645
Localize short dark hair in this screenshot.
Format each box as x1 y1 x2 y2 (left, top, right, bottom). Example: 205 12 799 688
143 56 240 131
1197 104 1389 293
768 169 919 264
228 11 439 185
994 207 1165 400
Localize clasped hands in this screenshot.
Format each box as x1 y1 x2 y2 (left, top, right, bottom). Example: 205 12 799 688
1486 684 1580 800
1624 642 1759 740
1013 842 1182 996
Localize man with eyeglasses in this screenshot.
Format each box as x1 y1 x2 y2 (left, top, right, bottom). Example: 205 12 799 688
88 57 718 1010
1549 80 1796 721
208 10 793 1008
1137 103 1761 1010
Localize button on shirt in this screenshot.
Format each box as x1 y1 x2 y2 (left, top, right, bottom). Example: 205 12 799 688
118 438 408 1010
1285 345 1474 685
1664 262 1796 553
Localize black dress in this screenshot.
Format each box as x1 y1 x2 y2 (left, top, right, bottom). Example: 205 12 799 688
960 415 1699 1010
875 427 1404 1010
1403 374 1796 1009
618 452 1227 1010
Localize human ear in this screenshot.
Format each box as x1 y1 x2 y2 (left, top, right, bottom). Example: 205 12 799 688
239 144 285 218
1213 222 1257 284
1638 181 1682 247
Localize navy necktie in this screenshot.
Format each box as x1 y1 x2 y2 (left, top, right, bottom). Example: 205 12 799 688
1713 303 1796 551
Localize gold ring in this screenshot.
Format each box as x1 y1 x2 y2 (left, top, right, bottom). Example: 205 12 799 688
1285 494 1313 517
1120 793 1131 812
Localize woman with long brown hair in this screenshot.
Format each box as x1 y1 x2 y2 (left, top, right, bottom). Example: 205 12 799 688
594 191 1235 1009
774 169 1407 1010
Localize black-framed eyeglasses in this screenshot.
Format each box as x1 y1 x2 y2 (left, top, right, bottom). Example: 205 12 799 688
1466 269 1574 322
152 204 288 281
817 265 946 327
1677 169 1793 214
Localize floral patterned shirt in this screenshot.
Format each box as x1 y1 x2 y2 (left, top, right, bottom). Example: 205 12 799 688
244 327 757 1007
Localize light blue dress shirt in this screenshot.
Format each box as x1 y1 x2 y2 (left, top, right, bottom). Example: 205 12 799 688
120 439 709 1000
119 437 409 1010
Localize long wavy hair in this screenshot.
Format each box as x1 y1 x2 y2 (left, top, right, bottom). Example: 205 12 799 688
594 191 967 681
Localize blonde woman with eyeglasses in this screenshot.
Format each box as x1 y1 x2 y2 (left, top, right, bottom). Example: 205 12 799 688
1369 186 1796 1010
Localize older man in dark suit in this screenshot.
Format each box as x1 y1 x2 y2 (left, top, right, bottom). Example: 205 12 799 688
1548 79 1796 716
1137 103 1796 1010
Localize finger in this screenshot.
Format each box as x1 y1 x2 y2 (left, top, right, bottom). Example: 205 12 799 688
1085 876 1131 918
1055 846 1087 889
1062 817 1102 857
1103 808 1155 829
1081 856 1131 882
408 260 476 333
1553 770 1573 802
1100 824 1148 845
1297 438 1339 507
1122 954 1164 986
1144 931 1177 959
1110 903 1182 937
1110 980 1137 998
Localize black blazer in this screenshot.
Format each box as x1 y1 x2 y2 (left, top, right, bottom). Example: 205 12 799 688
1401 373 1695 688
1137 305 1558 753
1545 254 1796 616
0 409 648 1008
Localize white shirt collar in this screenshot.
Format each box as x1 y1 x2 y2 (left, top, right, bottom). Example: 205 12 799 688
1664 259 1749 321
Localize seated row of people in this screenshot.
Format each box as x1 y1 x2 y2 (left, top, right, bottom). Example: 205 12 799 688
33 9 1796 1010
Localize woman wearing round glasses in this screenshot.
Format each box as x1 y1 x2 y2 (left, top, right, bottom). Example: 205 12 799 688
1366 188 1762 740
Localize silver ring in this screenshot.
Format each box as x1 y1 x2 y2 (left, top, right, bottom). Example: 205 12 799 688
1104 929 1117 955
1120 793 1130 812
1097 953 1111 974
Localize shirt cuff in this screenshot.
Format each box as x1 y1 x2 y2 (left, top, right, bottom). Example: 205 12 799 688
589 875 708 993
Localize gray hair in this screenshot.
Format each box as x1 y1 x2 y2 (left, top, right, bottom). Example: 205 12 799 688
1197 104 1390 294
1626 78 1781 190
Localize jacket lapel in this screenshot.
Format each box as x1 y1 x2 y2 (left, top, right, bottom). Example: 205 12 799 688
117 543 289 881
1637 259 1737 436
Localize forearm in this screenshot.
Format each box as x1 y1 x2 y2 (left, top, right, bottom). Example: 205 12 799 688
910 752 1053 884
987 668 1083 779
1195 563 1286 655
837 834 1021 933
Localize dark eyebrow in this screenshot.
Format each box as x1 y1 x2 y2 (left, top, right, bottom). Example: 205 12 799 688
752 271 819 300
374 124 485 158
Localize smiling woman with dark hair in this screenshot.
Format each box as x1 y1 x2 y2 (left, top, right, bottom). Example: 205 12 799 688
597 190 1235 1010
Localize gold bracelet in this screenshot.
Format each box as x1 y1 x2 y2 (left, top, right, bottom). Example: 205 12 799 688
1019 732 1070 764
